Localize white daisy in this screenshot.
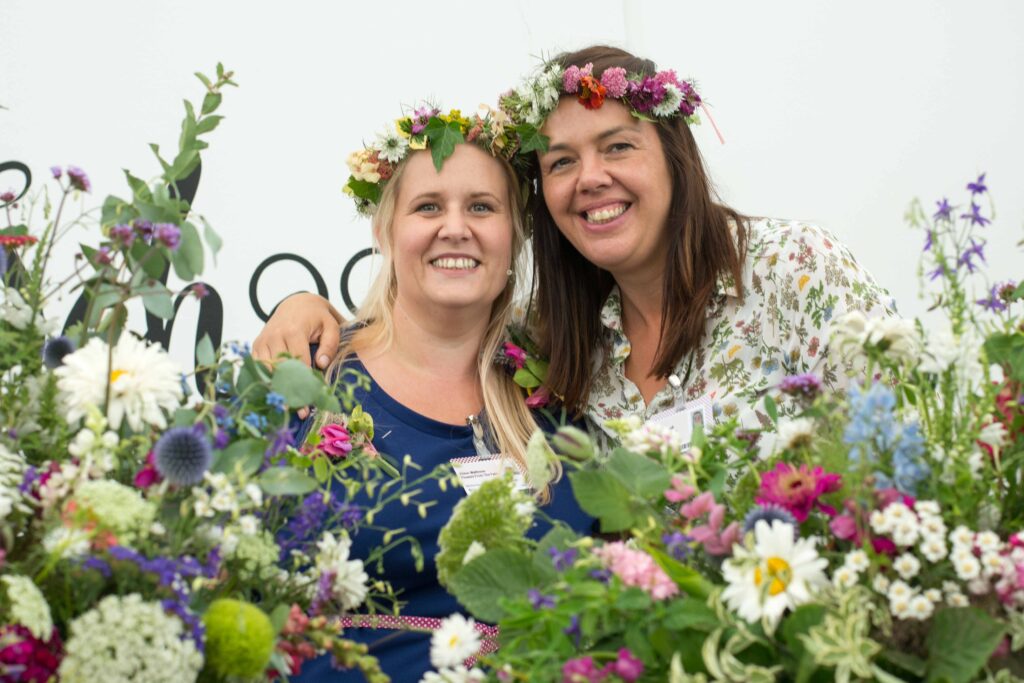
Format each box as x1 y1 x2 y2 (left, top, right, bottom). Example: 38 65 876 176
844 550 870 573
918 516 947 541
975 531 1001 553
892 520 920 548
872 573 891 594
55 335 183 431
893 553 921 580
884 502 914 527
889 595 912 620
721 520 829 630
907 595 934 621
923 588 942 604
430 614 481 669
947 592 969 607
919 537 948 563
949 525 975 550
887 580 914 602
913 500 941 517
420 665 487 683
953 554 981 581
967 577 990 595
869 509 892 535
775 417 817 451
832 566 858 589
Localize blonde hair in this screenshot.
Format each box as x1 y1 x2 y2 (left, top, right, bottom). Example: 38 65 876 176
322 148 555 498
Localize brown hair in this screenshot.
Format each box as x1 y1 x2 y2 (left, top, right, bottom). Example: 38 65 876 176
527 45 748 413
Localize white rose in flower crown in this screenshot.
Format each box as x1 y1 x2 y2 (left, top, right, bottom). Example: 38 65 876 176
55 334 182 431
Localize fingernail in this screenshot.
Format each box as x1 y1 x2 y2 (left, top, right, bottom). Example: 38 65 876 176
318 354 329 367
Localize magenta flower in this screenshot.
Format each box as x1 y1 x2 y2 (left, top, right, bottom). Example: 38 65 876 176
155 223 182 250
600 67 629 99
779 373 822 398
562 655 602 683
664 474 696 503
133 450 163 489
525 385 552 409
503 341 527 369
603 648 644 682
50 166 62 179
594 541 679 600
0 625 63 682
756 462 842 523
318 423 352 458
563 65 583 94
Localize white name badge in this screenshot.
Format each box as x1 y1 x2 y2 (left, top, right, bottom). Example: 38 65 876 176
648 394 714 448
449 455 529 494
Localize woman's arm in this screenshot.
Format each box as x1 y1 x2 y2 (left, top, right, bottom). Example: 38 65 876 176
252 292 345 369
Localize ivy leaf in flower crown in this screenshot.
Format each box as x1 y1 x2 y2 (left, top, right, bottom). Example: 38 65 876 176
346 177 381 205
514 124 548 155
423 117 465 171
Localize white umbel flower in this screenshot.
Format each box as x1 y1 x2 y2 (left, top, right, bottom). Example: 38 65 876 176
430 613 482 669
55 335 182 431
58 594 202 683
1 575 53 639
314 531 369 611
721 520 829 630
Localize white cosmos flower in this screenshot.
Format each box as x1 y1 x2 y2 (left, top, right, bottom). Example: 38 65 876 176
429 613 481 669
721 520 829 631
55 335 182 431
314 531 369 611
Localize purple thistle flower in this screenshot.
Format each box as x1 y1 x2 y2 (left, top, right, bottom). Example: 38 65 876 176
933 198 953 221
548 546 578 571
154 425 213 486
154 223 181 250
66 166 91 192
779 372 822 398
527 588 556 610
967 173 987 195
961 202 990 227
50 166 62 180
742 504 799 537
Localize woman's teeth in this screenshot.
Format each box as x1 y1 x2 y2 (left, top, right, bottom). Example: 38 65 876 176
431 257 479 270
584 203 629 224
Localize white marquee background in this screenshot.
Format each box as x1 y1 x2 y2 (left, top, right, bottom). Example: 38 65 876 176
2 0 1022 373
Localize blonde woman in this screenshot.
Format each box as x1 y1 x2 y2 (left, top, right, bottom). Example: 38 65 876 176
289 106 591 682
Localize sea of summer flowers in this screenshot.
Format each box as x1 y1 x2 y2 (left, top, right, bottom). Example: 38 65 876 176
2 62 1023 683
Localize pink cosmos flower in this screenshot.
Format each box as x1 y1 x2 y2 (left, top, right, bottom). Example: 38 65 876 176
756 462 842 522
318 423 353 458
525 385 552 409
503 342 527 369
600 67 629 99
594 541 679 600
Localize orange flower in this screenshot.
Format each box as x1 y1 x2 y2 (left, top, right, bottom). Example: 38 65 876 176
578 75 607 110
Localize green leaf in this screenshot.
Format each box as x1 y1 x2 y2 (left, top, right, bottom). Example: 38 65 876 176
123 170 152 202
531 525 579 580
201 217 223 265
423 118 464 171
149 142 171 173
763 394 778 424
313 456 329 483
172 408 199 427
984 333 1024 383
880 649 927 678
271 359 326 407
925 607 1006 683
346 177 381 204
662 597 720 631
782 604 826 681
448 549 540 622
212 438 265 477
647 547 714 599
269 603 291 635
569 469 639 532
514 124 549 154
141 288 175 319
100 194 135 226
196 115 223 135
525 357 549 382
180 221 204 277
201 91 222 116
196 333 215 367
258 467 317 496
606 447 671 499
513 367 542 389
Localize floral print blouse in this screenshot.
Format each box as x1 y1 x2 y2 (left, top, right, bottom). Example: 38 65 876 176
586 218 897 435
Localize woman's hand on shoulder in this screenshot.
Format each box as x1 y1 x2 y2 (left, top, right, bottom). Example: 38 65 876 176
252 292 345 369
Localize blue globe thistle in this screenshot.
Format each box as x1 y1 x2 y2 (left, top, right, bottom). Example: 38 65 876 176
42 335 76 369
154 426 213 486
742 504 799 537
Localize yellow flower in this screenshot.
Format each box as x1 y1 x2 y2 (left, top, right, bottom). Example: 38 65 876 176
798 274 811 291
727 344 742 359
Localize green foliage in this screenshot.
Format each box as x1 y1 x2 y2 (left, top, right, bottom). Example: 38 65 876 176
449 549 542 622
925 608 1006 683
423 117 465 171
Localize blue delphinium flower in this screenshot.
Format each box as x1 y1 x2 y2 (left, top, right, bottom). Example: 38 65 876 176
265 392 286 413
933 198 953 221
243 412 267 432
153 425 213 486
662 531 693 561
844 382 898 459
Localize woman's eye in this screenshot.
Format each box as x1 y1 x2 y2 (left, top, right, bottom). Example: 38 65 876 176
470 203 495 214
548 157 572 173
415 202 440 213
608 142 633 153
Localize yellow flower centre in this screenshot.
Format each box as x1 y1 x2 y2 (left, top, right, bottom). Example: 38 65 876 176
753 556 792 596
448 635 460 647
109 368 128 383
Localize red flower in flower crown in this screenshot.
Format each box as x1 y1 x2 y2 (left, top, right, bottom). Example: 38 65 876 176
0 235 39 247
577 75 607 110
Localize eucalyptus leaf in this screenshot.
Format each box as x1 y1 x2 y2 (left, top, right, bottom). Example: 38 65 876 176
141 288 175 319
196 333 215 367
763 394 778 424
271 359 326 407
201 217 222 262
512 367 542 389
212 438 265 477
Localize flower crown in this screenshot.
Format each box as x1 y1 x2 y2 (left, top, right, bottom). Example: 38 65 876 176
343 104 519 216
498 60 718 157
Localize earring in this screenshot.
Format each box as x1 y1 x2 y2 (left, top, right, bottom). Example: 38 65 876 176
506 268 514 278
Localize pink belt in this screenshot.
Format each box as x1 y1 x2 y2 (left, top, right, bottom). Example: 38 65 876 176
336 614 501 662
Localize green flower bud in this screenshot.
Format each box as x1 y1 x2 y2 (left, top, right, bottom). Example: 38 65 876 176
550 425 595 461
202 598 275 679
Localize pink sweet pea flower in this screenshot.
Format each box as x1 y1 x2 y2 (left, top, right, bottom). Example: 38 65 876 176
679 491 741 556
525 385 552 409
502 341 527 369
665 474 696 503
318 423 353 458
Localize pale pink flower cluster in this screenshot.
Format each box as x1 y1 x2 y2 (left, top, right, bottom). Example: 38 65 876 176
594 541 679 600
665 475 741 556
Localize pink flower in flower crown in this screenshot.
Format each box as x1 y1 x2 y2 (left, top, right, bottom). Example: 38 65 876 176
594 541 679 600
600 67 629 99
562 63 593 94
318 423 352 458
756 462 842 523
503 341 527 370
525 385 551 409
